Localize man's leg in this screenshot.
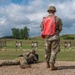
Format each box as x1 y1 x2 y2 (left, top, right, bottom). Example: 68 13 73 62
0 59 20 66
50 40 60 70
45 41 51 68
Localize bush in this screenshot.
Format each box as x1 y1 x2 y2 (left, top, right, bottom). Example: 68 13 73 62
61 34 75 40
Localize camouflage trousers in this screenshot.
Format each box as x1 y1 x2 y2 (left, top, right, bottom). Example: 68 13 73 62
44 35 60 64
1 56 28 66
1 53 38 66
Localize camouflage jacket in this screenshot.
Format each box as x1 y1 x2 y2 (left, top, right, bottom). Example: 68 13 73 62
19 52 38 64
40 15 62 36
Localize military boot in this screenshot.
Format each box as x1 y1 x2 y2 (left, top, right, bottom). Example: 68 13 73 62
20 64 31 69
50 63 58 70
0 63 2 67
0 61 4 67
46 61 50 68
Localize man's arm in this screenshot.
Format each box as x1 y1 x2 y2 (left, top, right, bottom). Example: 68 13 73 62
40 22 43 31
58 18 63 33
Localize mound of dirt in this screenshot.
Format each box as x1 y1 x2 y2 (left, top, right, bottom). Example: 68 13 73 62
0 61 75 75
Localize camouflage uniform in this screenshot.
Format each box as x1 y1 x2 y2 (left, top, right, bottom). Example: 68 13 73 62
40 6 62 65
0 50 38 68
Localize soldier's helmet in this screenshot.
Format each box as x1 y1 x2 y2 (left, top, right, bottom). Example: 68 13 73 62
47 6 56 12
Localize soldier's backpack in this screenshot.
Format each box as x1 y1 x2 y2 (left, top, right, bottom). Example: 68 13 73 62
41 16 56 38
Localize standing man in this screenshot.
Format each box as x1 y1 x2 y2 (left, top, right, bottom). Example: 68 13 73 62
40 6 62 70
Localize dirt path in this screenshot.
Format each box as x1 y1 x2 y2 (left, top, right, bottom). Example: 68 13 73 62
0 61 75 75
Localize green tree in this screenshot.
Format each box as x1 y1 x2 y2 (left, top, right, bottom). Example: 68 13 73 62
19 29 24 39
23 26 30 39
12 28 20 39
12 26 30 39
61 34 75 40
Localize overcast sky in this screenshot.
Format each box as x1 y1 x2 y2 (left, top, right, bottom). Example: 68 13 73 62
0 0 75 37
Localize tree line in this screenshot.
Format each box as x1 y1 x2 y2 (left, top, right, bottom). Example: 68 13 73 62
12 26 30 39
61 34 75 40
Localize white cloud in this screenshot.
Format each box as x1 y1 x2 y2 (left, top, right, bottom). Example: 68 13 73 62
0 17 6 25
0 0 75 37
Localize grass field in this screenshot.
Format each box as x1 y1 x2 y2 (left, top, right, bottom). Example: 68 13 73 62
0 48 75 61
0 37 75 61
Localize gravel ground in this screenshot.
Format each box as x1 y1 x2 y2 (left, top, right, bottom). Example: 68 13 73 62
0 60 75 75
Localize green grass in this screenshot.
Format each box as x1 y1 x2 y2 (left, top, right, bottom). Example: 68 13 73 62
0 48 75 61
57 50 75 61
0 38 75 61
0 50 23 60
